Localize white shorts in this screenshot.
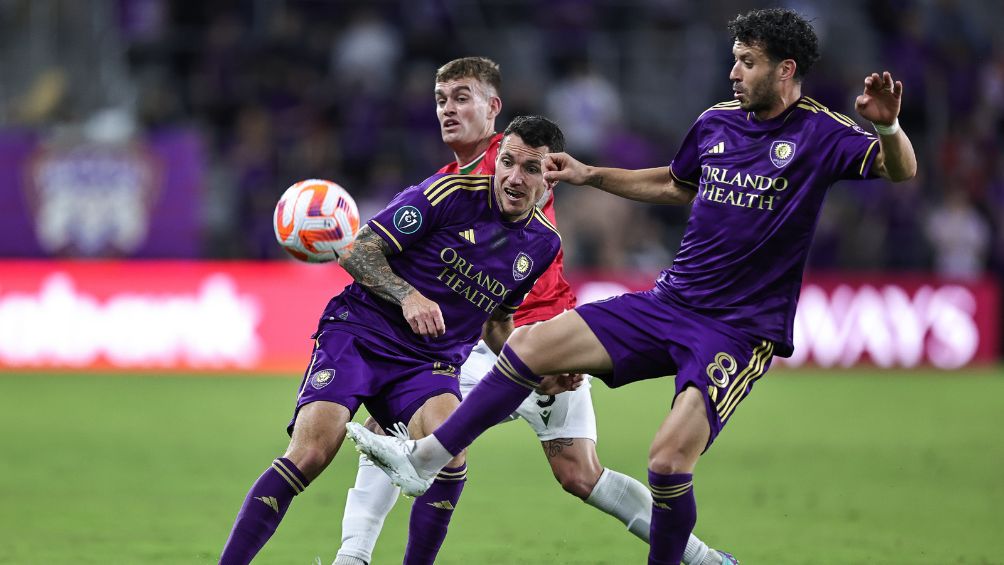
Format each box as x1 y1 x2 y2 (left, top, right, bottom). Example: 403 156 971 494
459 340 598 442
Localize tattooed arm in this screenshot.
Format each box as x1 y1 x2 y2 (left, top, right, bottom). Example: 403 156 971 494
338 225 445 337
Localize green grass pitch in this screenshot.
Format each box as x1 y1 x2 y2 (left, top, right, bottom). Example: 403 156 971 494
1 368 1002 564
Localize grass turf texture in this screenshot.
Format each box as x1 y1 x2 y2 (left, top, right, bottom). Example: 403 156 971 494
1 369 1001 564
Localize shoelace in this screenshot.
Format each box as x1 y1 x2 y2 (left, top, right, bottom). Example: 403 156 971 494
388 421 411 441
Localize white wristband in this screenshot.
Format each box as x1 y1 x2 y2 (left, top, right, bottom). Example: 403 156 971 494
872 119 900 136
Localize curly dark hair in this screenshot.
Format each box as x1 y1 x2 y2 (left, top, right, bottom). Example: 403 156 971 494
728 8 820 79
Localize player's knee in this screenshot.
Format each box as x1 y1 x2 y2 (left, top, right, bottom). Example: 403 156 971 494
285 441 337 480
554 469 596 499
648 446 696 475
506 324 534 353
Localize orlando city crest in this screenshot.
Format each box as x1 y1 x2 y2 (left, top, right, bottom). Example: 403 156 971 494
513 252 533 281
769 140 796 168
310 369 334 389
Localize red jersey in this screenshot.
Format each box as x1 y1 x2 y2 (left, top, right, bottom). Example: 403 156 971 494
437 133 576 326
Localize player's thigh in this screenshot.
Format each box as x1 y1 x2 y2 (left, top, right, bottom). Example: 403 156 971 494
508 310 613 376
648 386 709 475
285 400 352 480
408 392 461 438
408 392 465 466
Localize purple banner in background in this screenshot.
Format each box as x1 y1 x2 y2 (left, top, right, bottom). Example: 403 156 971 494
0 129 203 258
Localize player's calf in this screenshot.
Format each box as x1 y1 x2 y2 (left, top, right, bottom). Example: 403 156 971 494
219 457 311 565
543 437 603 499
403 463 468 565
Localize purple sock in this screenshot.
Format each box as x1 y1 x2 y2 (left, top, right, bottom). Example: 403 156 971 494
403 463 468 565
219 458 309 565
434 344 540 455
647 471 696 565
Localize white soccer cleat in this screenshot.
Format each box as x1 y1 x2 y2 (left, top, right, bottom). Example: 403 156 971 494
345 422 434 497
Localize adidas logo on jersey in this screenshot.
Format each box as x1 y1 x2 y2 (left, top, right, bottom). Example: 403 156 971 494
458 229 476 244
707 141 726 154
427 500 456 510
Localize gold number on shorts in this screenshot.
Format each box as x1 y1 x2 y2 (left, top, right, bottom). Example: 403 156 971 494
706 352 738 388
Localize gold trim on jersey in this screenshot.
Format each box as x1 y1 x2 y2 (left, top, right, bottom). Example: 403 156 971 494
370 219 403 252
860 139 880 177
669 165 699 189
498 301 520 313
698 100 741 119
424 175 491 206
298 332 324 399
272 459 306 493
716 341 774 422
532 209 561 240
799 97 858 128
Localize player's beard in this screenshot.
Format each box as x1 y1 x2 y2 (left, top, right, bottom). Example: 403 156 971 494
737 76 782 115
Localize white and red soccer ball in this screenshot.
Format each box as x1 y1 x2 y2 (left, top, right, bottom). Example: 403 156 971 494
273 179 360 263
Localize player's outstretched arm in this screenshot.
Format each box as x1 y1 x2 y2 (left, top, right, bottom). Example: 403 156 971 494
339 225 446 337
544 152 695 205
855 71 917 182
481 308 514 355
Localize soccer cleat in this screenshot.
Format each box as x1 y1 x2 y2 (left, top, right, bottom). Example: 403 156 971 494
717 550 740 564
345 422 434 497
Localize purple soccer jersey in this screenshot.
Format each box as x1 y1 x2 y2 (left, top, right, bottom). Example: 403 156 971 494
320 173 562 365
659 97 881 356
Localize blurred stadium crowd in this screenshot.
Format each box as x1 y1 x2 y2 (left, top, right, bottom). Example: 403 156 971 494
3 0 1002 281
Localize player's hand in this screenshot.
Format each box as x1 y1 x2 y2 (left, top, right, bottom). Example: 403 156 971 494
855 71 902 127
543 152 591 186
401 291 446 337
535 373 584 395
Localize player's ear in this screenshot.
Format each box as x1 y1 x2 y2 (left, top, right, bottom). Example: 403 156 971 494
778 59 796 81
489 94 502 119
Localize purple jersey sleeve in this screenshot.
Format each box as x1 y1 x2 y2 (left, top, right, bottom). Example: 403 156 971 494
367 175 452 253
668 119 703 190
825 116 882 181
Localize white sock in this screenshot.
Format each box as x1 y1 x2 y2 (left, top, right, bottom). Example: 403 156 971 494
331 556 366 565
584 468 716 565
409 435 454 477
584 468 653 542
682 533 715 565
334 455 400 564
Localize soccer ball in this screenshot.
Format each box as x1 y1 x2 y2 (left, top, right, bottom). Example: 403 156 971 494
273 179 360 263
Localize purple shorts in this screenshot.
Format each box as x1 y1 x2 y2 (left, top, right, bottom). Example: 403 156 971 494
576 290 775 448
285 327 461 435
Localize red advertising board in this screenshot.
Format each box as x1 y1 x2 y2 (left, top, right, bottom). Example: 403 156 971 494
0 261 348 373
0 262 998 372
